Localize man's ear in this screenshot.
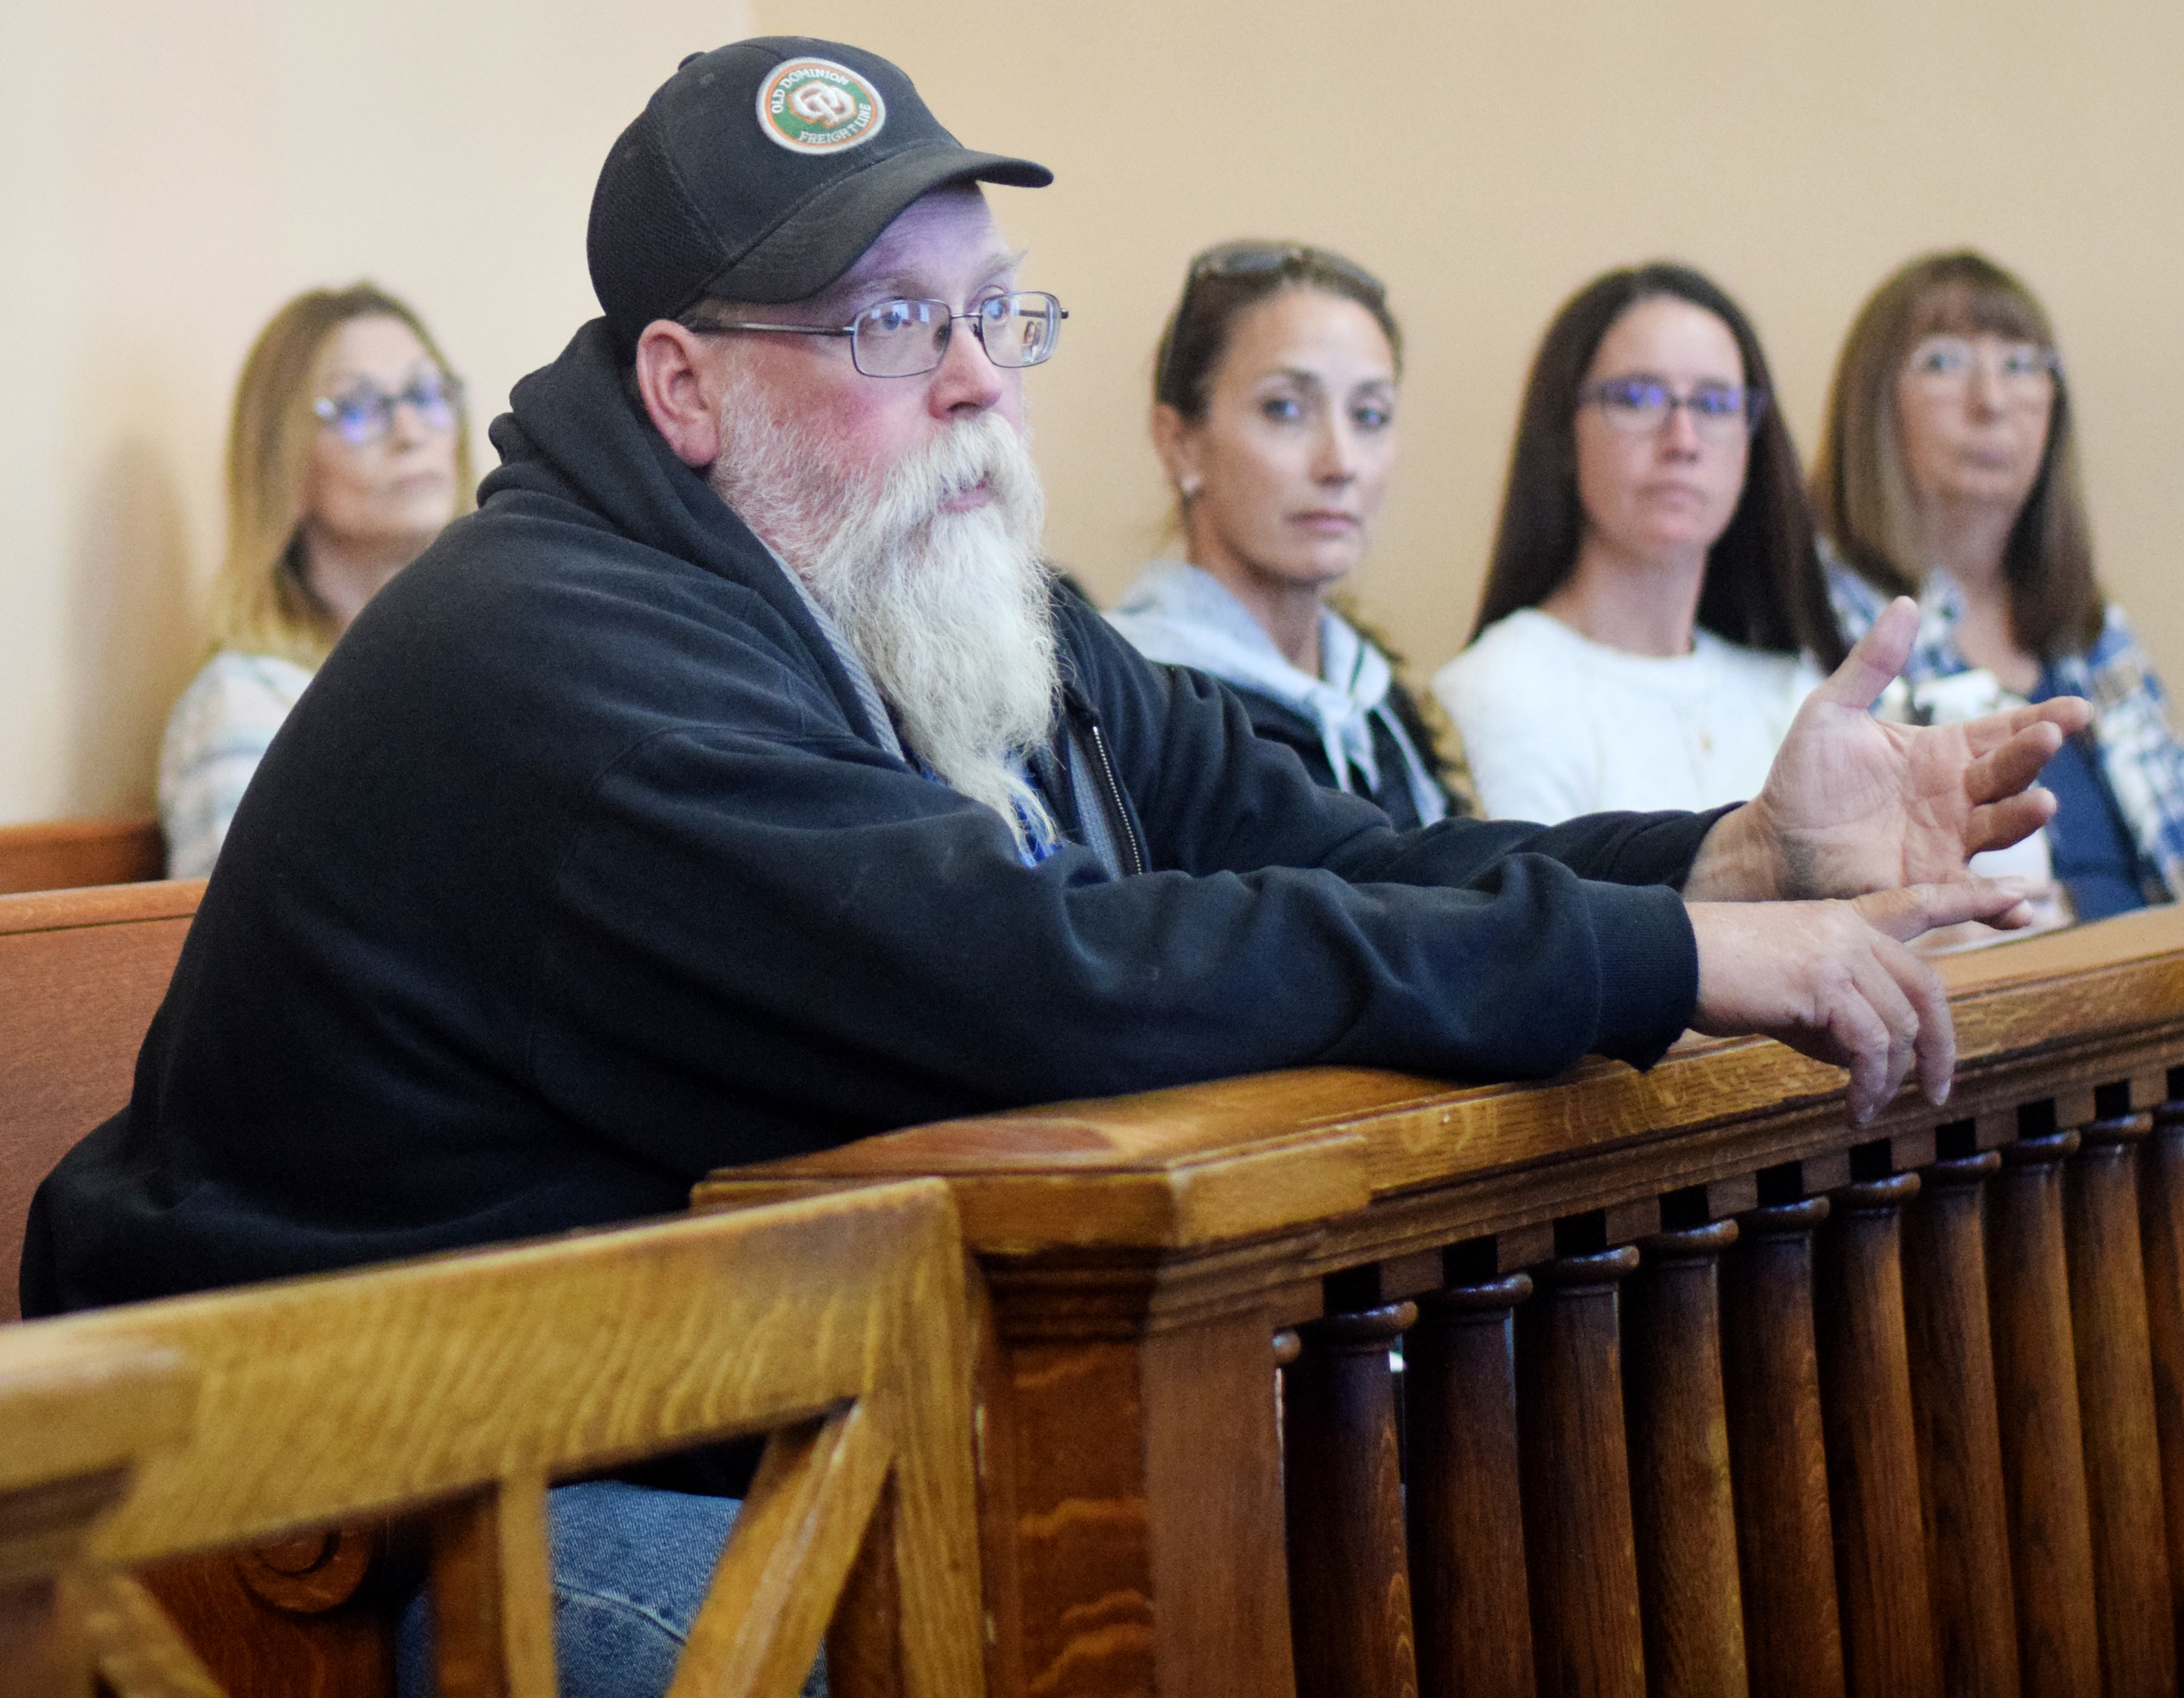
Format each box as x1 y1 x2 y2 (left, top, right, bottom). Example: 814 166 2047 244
634 321 727 469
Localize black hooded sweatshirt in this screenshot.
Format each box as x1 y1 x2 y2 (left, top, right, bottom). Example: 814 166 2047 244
23 321 1713 1316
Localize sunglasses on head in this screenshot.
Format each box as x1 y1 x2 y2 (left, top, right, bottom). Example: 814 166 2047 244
1161 244 1390 403
1182 242 1388 301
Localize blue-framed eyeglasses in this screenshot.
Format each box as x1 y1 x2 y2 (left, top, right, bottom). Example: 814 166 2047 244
312 372 464 445
1578 374 1766 439
692 292 1067 378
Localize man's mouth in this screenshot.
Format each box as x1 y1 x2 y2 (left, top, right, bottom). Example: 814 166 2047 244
941 479 994 513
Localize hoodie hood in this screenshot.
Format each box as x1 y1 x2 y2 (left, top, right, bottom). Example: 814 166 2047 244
1107 560 1446 825
479 318 879 748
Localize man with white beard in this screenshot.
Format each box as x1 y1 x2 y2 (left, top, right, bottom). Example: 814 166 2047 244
27 37 2088 1697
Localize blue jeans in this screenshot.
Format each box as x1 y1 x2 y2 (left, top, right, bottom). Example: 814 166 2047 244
396 1481 826 1697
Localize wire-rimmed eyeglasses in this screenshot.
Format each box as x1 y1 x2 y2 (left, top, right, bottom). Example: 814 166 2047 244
692 292 1067 378
312 372 464 445
1903 334 2058 407
1578 375 1766 441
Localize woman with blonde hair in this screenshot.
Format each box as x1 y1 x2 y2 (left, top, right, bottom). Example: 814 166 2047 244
1815 251 2184 919
160 283 469 876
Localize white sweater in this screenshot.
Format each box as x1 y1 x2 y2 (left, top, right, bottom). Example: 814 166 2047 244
1432 609 1821 824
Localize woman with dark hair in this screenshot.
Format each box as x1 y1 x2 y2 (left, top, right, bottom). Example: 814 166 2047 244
1815 250 2184 918
1105 242 1468 829
1433 262 1842 823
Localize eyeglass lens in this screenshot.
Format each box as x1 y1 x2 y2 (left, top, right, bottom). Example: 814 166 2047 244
1585 376 1758 439
848 293 1064 378
318 373 461 444
1906 336 2055 401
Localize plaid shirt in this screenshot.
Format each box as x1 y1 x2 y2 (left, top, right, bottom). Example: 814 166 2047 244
1827 554 2184 903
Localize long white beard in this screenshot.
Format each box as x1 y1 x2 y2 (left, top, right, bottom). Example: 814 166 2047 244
710 376 1061 856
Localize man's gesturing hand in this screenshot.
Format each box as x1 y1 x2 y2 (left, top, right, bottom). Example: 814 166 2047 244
1684 596 2092 905
1688 880 2026 1123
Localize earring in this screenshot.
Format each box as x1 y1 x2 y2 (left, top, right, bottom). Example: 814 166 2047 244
1179 476 1203 499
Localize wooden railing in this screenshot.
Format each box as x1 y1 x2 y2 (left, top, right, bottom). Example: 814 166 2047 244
698 904 2184 1698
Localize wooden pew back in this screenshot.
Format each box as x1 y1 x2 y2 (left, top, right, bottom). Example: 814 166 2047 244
0 1333 195 1698
0 882 202 1323
0 1181 982 1698
0 818 165 896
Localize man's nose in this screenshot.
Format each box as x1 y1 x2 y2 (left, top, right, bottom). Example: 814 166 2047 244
928 316 1006 418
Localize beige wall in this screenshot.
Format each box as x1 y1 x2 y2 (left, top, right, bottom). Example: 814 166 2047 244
6 1 2181 824
0 0 750 825
757 0 2184 694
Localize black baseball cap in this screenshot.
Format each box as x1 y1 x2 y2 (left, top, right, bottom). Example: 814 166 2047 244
588 38 1053 350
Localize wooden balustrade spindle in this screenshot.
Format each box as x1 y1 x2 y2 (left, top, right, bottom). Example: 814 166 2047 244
1815 1167 1940 1698
2066 1092 2175 1695
1902 1138 2020 1698
1283 1293 1420 1698
1720 1192 1846 1698
1988 1114 2101 1696
1518 1239 1647 1698
1404 1270 1537 1698
1623 1217 1748 1698
2142 1075 2184 1659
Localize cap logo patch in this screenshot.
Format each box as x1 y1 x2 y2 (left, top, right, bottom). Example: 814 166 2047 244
757 57 886 154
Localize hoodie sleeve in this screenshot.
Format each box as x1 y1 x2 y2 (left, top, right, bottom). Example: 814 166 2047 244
522 602 1708 1183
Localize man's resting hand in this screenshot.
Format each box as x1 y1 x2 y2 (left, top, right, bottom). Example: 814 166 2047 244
1688 880 2029 1123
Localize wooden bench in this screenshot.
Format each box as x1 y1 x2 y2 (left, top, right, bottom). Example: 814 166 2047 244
0 818 165 895
0 880 203 1323
0 1180 983 1698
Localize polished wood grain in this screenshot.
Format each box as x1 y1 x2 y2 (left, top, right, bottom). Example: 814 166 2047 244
0 878 202 1323
1903 1148 2019 1698
0 816 164 897
1519 1245 1645 1698
2141 1086 2184 1659
2066 1106 2175 1696
1283 1299 1418 1698
1988 1128 2102 1696
1721 1198 1844 1698
982 1295 1296 1698
0 1334 195 1698
696 907 2184 1698
137 1547 396 1698
1 1183 981 1698
673 1405 892 1698
1624 1219 1747 1698
700 912 2184 1274
82 1570 227 1695
428 1474 555 1698
1404 1274 1536 1698
1815 1173 1938 1698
